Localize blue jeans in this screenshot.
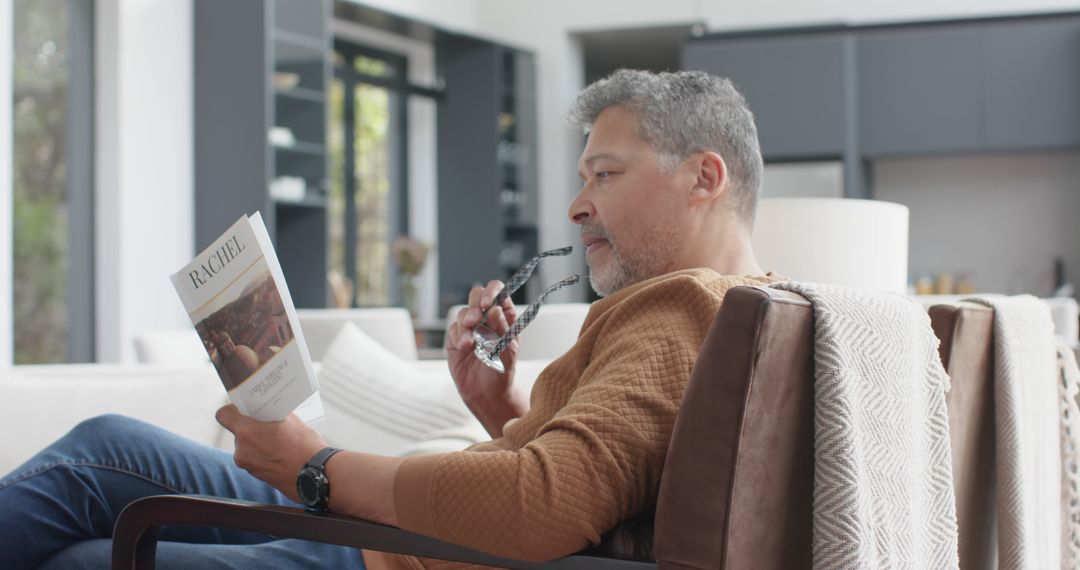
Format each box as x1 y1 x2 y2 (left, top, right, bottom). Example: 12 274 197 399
0 414 365 569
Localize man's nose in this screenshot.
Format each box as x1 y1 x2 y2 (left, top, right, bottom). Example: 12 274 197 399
567 187 594 224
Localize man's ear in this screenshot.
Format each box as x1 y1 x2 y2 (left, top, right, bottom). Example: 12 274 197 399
689 151 727 206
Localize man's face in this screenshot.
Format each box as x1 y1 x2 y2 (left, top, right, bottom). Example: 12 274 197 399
570 106 693 296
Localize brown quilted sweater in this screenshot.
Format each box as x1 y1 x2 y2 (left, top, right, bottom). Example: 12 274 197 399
365 269 778 569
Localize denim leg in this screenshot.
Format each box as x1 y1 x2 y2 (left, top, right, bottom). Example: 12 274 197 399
38 538 365 570
0 414 362 568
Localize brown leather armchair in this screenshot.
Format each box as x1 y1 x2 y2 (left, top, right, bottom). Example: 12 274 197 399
112 286 818 569
929 302 996 570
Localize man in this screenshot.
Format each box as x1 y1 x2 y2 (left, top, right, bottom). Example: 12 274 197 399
0 69 776 569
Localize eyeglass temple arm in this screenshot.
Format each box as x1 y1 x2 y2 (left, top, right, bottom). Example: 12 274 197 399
487 274 580 359
479 246 573 322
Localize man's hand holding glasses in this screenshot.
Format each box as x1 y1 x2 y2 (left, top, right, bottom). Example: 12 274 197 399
446 246 580 437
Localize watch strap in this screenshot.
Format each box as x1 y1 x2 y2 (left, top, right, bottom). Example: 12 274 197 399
305 446 343 470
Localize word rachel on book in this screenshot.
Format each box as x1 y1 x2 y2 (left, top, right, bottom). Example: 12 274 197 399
188 235 248 290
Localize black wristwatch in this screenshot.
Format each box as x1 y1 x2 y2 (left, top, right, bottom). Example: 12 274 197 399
296 447 343 512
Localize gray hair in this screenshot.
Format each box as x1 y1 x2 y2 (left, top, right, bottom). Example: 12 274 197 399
568 69 763 223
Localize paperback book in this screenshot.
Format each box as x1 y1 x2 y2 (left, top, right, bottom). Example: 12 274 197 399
171 213 323 423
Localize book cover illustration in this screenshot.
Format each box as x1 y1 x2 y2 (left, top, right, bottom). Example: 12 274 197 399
171 213 322 422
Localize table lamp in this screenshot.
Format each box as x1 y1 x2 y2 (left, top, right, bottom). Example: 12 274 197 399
751 198 909 293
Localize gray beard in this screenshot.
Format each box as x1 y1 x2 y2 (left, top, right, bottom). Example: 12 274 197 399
586 223 679 297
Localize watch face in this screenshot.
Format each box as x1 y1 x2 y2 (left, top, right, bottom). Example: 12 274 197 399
297 467 324 507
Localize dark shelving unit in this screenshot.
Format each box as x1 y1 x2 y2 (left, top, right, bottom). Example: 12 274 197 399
436 35 539 313
196 2 538 313
194 0 330 308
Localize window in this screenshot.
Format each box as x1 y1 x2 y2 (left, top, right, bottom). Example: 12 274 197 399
11 0 94 363
328 42 409 308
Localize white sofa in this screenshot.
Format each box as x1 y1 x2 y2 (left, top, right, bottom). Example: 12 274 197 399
0 303 580 475
0 358 554 476
0 363 229 474
0 301 563 478
131 307 423 365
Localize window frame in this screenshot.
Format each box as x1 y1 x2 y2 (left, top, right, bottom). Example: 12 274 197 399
1 0 13 365
332 40 410 308
67 0 96 362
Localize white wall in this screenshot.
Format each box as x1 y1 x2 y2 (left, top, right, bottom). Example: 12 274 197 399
345 0 480 35
0 0 12 366
875 151 1080 295
761 162 844 199
95 0 193 363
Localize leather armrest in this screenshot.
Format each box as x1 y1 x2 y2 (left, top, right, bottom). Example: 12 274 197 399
111 495 657 570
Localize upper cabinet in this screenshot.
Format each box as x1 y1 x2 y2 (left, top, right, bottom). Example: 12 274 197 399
683 34 848 160
858 27 982 156
981 18 1080 151
860 18 1080 156
684 14 1080 161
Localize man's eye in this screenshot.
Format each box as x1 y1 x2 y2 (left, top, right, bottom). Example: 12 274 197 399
596 171 611 179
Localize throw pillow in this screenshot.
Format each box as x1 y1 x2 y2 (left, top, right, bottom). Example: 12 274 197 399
316 322 483 456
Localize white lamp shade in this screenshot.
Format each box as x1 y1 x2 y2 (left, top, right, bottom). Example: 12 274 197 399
752 198 909 293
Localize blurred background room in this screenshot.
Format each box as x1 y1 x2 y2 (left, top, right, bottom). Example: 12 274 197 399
3 0 1080 366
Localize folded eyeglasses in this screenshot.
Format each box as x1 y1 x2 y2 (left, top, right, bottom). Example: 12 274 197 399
472 246 580 373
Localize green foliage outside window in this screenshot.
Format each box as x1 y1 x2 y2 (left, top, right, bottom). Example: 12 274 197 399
12 0 70 364
328 52 395 308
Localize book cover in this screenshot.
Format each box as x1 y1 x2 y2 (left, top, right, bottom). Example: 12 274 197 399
170 213 322 423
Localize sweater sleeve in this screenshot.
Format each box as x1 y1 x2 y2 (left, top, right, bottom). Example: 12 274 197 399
391 276 723 562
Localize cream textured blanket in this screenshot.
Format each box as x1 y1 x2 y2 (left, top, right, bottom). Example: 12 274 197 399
774 282 959 570
1057 338 1080 568
965 295 1061 570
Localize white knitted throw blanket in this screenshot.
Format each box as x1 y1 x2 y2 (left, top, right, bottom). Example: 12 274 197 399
1056 338 1080 569
774 282 959 569
964 295 1061 570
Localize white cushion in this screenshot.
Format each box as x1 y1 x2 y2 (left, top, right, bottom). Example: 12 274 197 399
316 324 554 456
1045 297 1079 348
0 364 230 474
297 307 418 361
444 302 590 361
916 294 1079 347
315 323 483 456
133 307 420 365
132 330 208 364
